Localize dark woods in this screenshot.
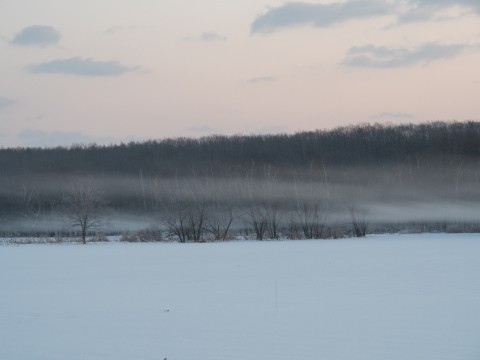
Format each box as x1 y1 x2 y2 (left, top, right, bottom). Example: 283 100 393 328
1 121 480 241
1 121 479 177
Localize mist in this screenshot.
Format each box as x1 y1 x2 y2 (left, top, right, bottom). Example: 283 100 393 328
1 162 479 236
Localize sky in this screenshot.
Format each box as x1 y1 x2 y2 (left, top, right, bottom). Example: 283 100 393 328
0 0 479 147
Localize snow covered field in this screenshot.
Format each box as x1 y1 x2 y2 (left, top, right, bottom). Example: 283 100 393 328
1 234 479 360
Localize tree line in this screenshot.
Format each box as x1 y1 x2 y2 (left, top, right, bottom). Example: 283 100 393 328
1 121 479 177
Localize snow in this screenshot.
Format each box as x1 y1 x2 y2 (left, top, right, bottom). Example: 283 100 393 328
1 233 480 360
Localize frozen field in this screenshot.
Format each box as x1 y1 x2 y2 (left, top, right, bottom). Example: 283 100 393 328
1 234 480 360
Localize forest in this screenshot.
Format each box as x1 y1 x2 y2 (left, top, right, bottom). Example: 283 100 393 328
1 121 479 241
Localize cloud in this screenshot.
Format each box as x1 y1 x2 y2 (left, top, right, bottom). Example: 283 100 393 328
247 76 276 84
398 0 480 23
254 125 288 135
0 97 17 109
251 0 480 33
343 42 470 68
105 25 147 34
199 32 227 42
18 129 116 147
27 57 142 77
251 1 393 33
186 125 217 134
105 26 123 34
371 112 414 119
11 25 61 46
184 32 227 42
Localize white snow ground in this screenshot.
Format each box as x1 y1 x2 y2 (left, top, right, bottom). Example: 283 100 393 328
1 233 479 360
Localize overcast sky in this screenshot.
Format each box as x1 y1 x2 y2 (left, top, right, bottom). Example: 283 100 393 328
1 0 479 147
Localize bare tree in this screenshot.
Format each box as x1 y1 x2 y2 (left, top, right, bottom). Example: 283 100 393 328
206 206 235 241
165 203 188 243
185 203 206 242
297 203 328 239
65 182 105 244
165 200 207 243
246 206 268 240
245 203 284 240
159 176 210 243
265 205 281 239
349 205 368 238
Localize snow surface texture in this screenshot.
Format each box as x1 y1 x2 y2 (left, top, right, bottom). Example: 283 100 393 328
1 234 479 360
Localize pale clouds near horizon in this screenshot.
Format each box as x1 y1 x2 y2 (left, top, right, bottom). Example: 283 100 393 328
0 0 479 147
